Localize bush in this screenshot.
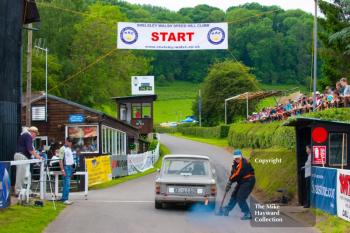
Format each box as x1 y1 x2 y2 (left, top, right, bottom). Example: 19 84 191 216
155 124 230 139
228 122 295 149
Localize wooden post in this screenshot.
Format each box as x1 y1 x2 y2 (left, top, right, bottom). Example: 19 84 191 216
26 23 33 126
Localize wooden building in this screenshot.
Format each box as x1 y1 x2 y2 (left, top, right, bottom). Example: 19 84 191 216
286 117 350 206
22 93 140 157
112 95 157 135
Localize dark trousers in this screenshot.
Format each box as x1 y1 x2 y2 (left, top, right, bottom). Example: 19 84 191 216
227 177 256 214
304 177 310 207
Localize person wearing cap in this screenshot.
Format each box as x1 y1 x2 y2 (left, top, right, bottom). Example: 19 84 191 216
222 149 255 220
59 137 75 205
14 126 42 194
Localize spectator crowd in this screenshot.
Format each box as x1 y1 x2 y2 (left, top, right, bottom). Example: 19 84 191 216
247 77 350 123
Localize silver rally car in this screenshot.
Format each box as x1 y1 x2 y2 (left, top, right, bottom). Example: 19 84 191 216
155 154 217 209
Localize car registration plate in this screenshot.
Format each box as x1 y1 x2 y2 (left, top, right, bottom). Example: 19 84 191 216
168 186 203 195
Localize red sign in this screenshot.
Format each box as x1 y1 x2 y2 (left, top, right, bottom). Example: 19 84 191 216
313 146 327 165
312 127 328 143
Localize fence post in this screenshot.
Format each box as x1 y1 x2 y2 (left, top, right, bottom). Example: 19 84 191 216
40 161 45 200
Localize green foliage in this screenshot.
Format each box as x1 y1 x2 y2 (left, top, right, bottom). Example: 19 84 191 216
303 108 350 122
30 1 317 111
228 122 295 149
194 61 259 126
318 0 350 88
148 140 159 151
0 202 65 233
155 124 230 138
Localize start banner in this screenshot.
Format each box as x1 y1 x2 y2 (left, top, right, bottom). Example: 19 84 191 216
85 155 112 187
311 166 337 215
0 162 11 209
337 169 350 222
117 22 228 50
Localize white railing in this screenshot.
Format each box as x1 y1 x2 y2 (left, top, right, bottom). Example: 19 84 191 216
127 133 161 175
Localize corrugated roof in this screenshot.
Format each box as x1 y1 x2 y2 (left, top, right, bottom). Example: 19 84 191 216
284 117 350 127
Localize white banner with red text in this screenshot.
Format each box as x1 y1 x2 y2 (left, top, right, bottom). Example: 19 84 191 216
337 169 350 222
117 22 228 50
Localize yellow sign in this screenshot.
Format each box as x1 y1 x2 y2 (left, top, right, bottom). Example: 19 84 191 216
85 155 112 187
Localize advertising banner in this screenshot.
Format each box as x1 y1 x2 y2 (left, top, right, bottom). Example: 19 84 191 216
127 152 154 175
337 169 350 222
117 22 228 50
0 162 11 209
85 156 112 187
313 146 327 165
311 166 337 215
131 76 154 95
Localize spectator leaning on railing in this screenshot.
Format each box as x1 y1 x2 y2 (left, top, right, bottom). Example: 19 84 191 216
14 126 43 195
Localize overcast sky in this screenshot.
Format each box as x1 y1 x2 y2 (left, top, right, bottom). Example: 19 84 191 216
123 0 320 15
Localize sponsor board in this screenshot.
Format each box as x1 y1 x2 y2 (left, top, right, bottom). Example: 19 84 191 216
311 166 337 215
117 22 228 50
337 169 350 222
131 76 154 95
85 156 112 187
0 162 11 209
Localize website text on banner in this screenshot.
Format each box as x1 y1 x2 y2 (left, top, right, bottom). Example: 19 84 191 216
85 156 112 187
0 162 11 209
311 166 337 215
117 22 228 50
337 169 350 222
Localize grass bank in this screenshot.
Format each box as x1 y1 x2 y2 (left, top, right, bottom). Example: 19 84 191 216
169 132 229 147
154 81 199 124
90 144 170 190
314 209 350 233
0 201 65 233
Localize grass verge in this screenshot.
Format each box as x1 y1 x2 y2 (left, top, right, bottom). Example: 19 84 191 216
314 209 350 233
170 132 229 147
90 144 170 190
0 201 65 233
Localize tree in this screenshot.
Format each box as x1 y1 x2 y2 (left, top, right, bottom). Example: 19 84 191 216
318 0 350 87
192 61 259 126
67 3 151 109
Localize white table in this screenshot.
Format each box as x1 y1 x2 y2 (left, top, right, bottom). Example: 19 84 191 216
49 171 88 200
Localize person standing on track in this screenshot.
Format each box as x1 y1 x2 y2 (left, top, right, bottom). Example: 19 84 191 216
222 149 255 220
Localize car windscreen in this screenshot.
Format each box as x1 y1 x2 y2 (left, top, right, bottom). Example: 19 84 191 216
162 158 209 176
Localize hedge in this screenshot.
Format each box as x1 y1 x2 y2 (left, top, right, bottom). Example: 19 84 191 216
154 124 230 138
228 122 296 149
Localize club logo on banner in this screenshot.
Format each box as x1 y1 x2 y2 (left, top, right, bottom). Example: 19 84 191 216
0 162 11 209
120 27 138 44
117 22 228 50
207 27 225 45
311 167 337 215
337 169 350 222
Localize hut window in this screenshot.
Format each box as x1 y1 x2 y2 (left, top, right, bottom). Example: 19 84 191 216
329 133 348 167
32 106 46 121
132 104 142 119
102 125 127 155
142 103 151 118
66 125 98 153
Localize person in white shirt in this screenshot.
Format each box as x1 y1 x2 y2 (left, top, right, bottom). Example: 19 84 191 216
59 137 75 205
301 145 312 208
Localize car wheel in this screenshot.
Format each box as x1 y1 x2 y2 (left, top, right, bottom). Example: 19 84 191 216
155 201 162 209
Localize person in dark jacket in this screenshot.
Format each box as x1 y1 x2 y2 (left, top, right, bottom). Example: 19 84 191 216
222 149 255 220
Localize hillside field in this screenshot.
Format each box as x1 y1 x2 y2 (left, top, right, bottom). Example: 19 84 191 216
154 81 307 124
